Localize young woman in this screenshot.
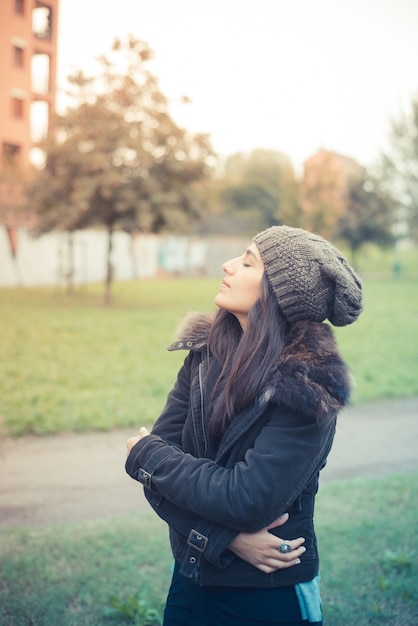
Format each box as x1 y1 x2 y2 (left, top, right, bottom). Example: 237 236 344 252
126 225 363 625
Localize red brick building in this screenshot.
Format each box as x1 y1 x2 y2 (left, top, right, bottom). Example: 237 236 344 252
300 149 364 239
0 0 59 228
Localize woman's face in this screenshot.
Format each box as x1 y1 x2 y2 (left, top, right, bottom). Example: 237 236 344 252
214 242 264 329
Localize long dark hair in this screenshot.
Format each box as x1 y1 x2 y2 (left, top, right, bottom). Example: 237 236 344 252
208 273 289 439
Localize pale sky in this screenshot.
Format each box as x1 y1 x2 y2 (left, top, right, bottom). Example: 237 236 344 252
57 0 418 173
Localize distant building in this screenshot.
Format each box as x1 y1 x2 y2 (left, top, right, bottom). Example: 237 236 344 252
300 149 364 238
0 0 59 228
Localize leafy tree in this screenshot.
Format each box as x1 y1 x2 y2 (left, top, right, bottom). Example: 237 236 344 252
220 182 277 234
213 149 299 234
378 95 418 242
337 172 395 267
30 36 214 303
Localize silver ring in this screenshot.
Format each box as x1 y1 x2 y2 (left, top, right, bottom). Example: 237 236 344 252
278 541 291 554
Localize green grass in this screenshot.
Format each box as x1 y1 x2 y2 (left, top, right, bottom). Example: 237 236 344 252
1 276 418 436
318 473 417 625
0 513 172 626
0 472 416 625
334 278 418 402
0 279 214 436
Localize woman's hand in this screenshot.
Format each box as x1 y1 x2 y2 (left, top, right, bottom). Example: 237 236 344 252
228 513 306 573
126 427 150 456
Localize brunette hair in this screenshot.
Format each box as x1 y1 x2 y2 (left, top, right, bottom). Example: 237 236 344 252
208 273 289 438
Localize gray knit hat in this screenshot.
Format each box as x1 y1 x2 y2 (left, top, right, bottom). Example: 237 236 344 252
253 225 363 326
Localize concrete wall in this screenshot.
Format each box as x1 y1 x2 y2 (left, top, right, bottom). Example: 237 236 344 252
0 226 248 287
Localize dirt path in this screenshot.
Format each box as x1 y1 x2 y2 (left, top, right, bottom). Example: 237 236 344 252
0 397 417 527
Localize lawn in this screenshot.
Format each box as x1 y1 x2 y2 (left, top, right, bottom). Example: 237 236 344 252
0 472 416 625
1 276 417 437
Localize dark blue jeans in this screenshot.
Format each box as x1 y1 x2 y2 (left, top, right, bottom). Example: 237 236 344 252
163 562 322 626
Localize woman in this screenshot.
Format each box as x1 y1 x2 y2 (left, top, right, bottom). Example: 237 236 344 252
126 225 363 625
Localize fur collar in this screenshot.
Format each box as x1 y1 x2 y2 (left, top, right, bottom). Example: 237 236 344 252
171 312 352 420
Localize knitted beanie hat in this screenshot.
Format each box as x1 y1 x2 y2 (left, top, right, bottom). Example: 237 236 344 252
253 225 363 326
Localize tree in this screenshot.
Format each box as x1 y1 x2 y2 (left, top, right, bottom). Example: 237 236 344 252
336 172 395 267
378 95 418 243
30 36 215 303
212 149 299 234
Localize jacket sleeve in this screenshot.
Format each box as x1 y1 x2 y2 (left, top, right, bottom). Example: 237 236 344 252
149 352 193 447
126 406 336 533
144 488 238 569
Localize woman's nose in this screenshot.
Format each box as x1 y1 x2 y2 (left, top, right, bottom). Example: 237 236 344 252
222 258 234 274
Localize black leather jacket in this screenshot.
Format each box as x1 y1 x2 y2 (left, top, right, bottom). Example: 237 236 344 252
126 314 352 587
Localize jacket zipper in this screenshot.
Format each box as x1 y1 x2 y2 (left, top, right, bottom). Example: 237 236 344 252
198 363 208 456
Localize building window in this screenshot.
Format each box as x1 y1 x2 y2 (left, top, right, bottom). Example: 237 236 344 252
13 46 25 68
30 100 49 143
2 143 21 169
29 147 46 170
32 3 53 40
12 98 25 118
31 53 50 94
15 0 25 15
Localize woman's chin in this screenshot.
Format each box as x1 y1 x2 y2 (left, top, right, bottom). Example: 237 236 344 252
214 293 225 308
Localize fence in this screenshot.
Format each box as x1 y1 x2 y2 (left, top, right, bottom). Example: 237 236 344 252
0 226 248 287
